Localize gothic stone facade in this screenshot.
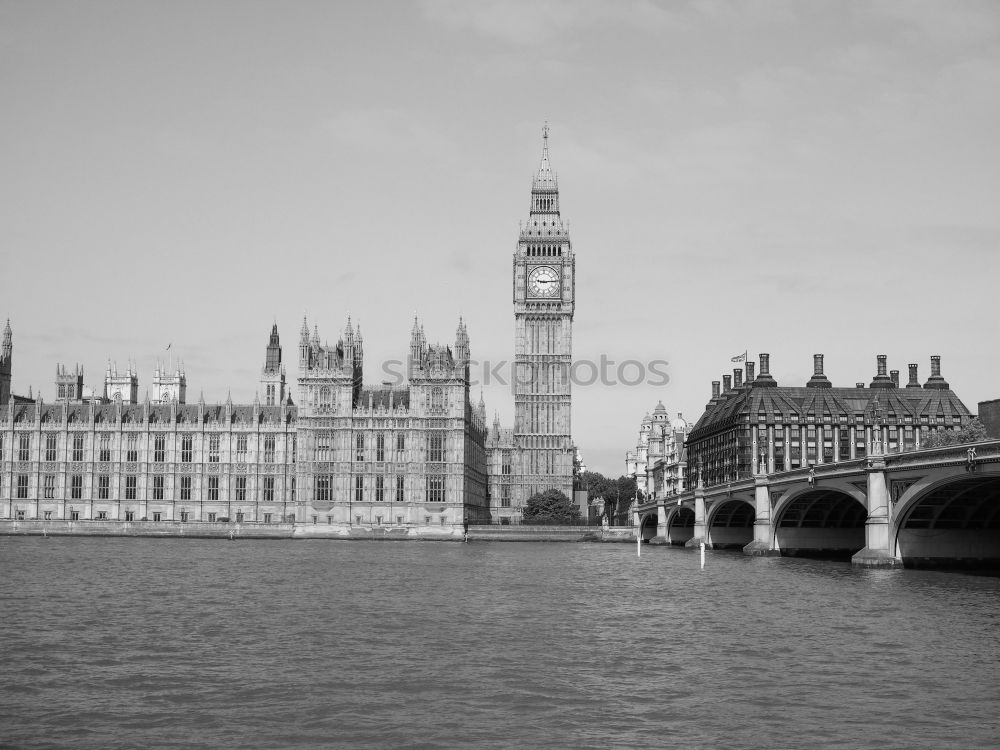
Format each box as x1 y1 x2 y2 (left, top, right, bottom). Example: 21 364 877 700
0 319 489 530
295 316 489 528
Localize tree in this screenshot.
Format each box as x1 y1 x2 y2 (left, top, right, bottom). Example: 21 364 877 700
522 489 582 525
922 418 989 449
577 471 645 524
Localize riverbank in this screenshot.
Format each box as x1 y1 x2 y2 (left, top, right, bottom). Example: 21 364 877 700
0 519 637 542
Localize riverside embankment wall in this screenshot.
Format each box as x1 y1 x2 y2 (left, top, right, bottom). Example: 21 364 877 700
0 520 636 542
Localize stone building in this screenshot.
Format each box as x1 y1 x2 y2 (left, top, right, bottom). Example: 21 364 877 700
487 127 576 521
685 353 975 488
0 319 489 531
295 315 489 528
625 402 690 501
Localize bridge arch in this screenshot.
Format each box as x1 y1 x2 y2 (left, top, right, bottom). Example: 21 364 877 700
664 505 695 546
894 471 1000 568
707 498 754 550
639 512 658 542
773 488 866 560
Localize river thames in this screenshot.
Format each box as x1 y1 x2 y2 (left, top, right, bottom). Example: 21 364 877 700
1 537 998 749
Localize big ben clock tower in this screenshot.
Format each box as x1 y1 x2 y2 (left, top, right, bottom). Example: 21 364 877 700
511 125 575 504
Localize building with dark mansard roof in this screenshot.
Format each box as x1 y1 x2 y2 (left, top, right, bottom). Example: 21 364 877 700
685 352 974 488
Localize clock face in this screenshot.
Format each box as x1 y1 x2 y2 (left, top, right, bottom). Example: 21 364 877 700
527 266 560 298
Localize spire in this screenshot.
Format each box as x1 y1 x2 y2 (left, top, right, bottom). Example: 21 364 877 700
265 323 281 372
532 122 558 193
455 316 470 366
300 316 309 343
1 318 11 351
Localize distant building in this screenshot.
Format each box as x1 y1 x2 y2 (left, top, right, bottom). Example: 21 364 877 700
685 353 975 488
625 401 690 500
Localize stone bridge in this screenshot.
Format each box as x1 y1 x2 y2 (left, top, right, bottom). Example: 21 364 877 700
635 440 1000 568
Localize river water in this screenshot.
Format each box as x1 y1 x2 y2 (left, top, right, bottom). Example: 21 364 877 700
1 537 998 749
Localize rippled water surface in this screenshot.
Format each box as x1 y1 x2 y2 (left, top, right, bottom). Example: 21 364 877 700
2 537 999 749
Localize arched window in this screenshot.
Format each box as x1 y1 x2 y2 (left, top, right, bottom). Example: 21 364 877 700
431 387 444 413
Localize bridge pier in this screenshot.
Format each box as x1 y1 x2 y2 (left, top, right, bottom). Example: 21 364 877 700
744 475 779 557
852 454 903 568
684 484 708 550
647 503 669 544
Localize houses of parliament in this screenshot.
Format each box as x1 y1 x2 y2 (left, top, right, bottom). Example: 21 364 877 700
0 131 577 530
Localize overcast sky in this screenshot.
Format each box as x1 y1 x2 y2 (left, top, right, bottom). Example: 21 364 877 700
2 0 998 475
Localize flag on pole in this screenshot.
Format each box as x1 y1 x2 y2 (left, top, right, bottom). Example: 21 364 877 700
731 350 747 362
166 343 172 351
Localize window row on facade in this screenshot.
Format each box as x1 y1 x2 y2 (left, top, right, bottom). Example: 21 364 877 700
2 473 294 504
0 432 295 464
307 431 450 462
313 474 448 504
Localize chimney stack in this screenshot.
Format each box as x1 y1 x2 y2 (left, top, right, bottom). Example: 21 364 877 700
890 370 899 388
870 354 894 388
754 353 777 387
856 382 865 389
924 355 950 389
746 361 755 382
722 374 733 393
711 381 720 400
906 363 921 388
807 353 832 388
733 369 743 389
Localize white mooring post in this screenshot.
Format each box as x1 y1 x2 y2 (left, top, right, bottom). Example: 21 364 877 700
700 541 705 569
637 532 641 557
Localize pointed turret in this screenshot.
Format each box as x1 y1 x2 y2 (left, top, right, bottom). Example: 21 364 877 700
455 317 470 367
342 316 354 365
0 318 12 405
299 316 310 366
265 323 281 372
410 315 422 362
